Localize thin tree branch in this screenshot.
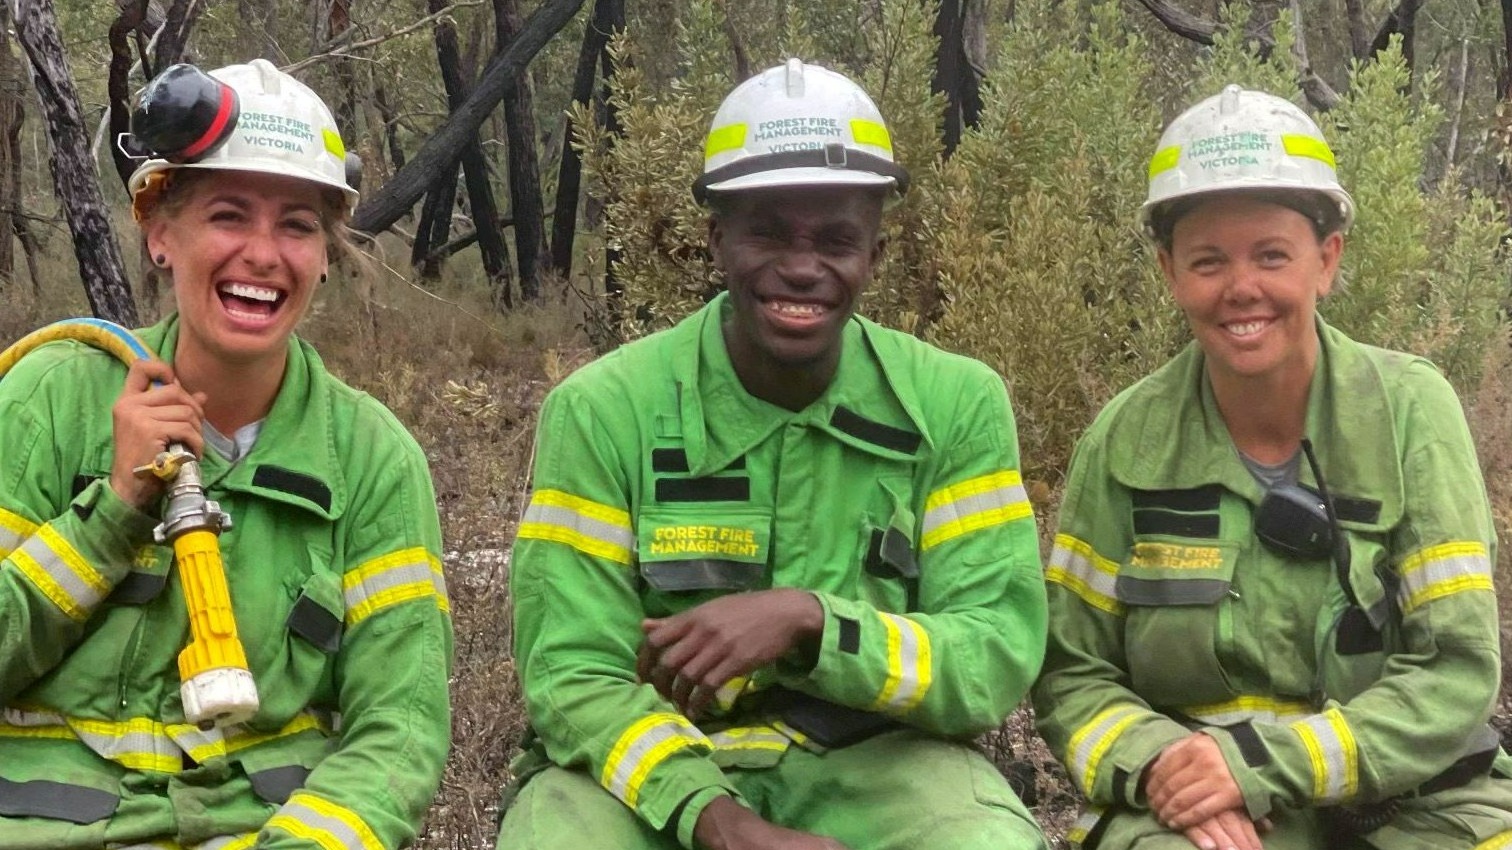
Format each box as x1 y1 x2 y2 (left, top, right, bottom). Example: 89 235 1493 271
1135 0 1341 109
1445 37 1471 171
283 0 488 73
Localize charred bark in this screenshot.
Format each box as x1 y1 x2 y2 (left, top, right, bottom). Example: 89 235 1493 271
496 0 546 301
152 0 202 71
1368 0 1423 76
107 0 149 192
428 0 512 304
350 0 584 236
14 0 137 323
411 168 458 280
547 0 621 279
933 0 984 155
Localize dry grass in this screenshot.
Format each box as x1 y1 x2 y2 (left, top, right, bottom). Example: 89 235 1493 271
7 267 1512 850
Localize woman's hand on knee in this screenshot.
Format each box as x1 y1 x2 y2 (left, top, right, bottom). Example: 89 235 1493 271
693 796 850 850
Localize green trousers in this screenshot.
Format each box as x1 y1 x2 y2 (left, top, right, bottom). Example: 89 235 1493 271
1075 772 1512 850
496 730 1047 850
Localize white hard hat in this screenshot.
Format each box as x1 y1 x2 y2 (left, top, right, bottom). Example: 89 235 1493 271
692 58 909 204
128 59 358 219
1141 84 1353 235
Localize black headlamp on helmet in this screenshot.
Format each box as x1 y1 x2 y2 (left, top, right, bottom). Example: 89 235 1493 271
129 64 240 164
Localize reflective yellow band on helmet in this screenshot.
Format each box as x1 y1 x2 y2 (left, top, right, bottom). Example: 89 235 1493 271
322 129 345 159
1147 146 1181 180
850 119 892 153
1281 134 1336 169
704 123 748 160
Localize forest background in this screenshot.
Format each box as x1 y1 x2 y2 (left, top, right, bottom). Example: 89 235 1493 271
3 0 1512 846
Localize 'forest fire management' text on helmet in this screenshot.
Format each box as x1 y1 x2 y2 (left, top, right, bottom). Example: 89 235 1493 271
1141 84 1354 235
692 58 910 205
127 59 359 220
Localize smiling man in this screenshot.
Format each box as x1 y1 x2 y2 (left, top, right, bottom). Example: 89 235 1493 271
497 60 1049 850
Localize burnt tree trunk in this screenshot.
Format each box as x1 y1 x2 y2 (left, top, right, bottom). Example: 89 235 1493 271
547 0 622 279
351 0 584 236
496 0 546 301
411 167 458 280
14 0 136 324
933 0 983 155
1368 0 1423 79
107 0 149 192
428 0 512 304
152 0 202 72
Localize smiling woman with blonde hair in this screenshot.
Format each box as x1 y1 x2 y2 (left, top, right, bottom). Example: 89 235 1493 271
1033 84 1512 850
0 59 451 849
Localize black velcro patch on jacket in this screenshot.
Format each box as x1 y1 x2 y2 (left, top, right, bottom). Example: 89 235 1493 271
108 571 168 605
0 777 118 824
1228 722 1272 767
1335 606 1384 655
655 477 750 503
252 466 332 512
1131 485 1223 512
837 616 861 654
1298 486 1382 525
830 406 921 454
1132 509 1220 538
651 449 745 473
71 475 97 500
286 596 343 653
865 527 919 579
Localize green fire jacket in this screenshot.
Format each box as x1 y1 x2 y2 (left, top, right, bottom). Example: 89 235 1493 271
0 314 453 850
511 293 1047 847
1033 318 1502 823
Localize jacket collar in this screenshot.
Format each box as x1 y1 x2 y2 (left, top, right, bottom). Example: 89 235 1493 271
138 314 346 520
675 293 930 476
1108 316 1403 529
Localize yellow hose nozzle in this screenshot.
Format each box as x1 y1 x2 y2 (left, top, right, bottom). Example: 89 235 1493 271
174 529 259 728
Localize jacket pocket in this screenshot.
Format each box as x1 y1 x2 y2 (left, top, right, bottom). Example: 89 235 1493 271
636 506 771 593
1118 539 1239 705
859 476 918 613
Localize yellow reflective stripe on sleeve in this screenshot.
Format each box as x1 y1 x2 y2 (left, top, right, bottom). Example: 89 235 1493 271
849 119 892 153
1397 541 1493 613
0 706 332 773
343 546 449 628
704 123 748 160
1281 133 1337 169
0 506 37 557
921 470 1032 550
196 835 259 850
1066 807 1104 847
600 713 711 808
1290 708 1358 802
870 612 933 713
517 489 634 565
1067 705 1143 796
265 791 383 850
1178 695 1312 726
1474 831 1512 850
11 524 110 621
1148 145 1181 179
1046 534 1124 615
708 725 791 754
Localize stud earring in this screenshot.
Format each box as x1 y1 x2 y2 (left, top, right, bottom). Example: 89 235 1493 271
153 254 166 267
319 273 327 284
